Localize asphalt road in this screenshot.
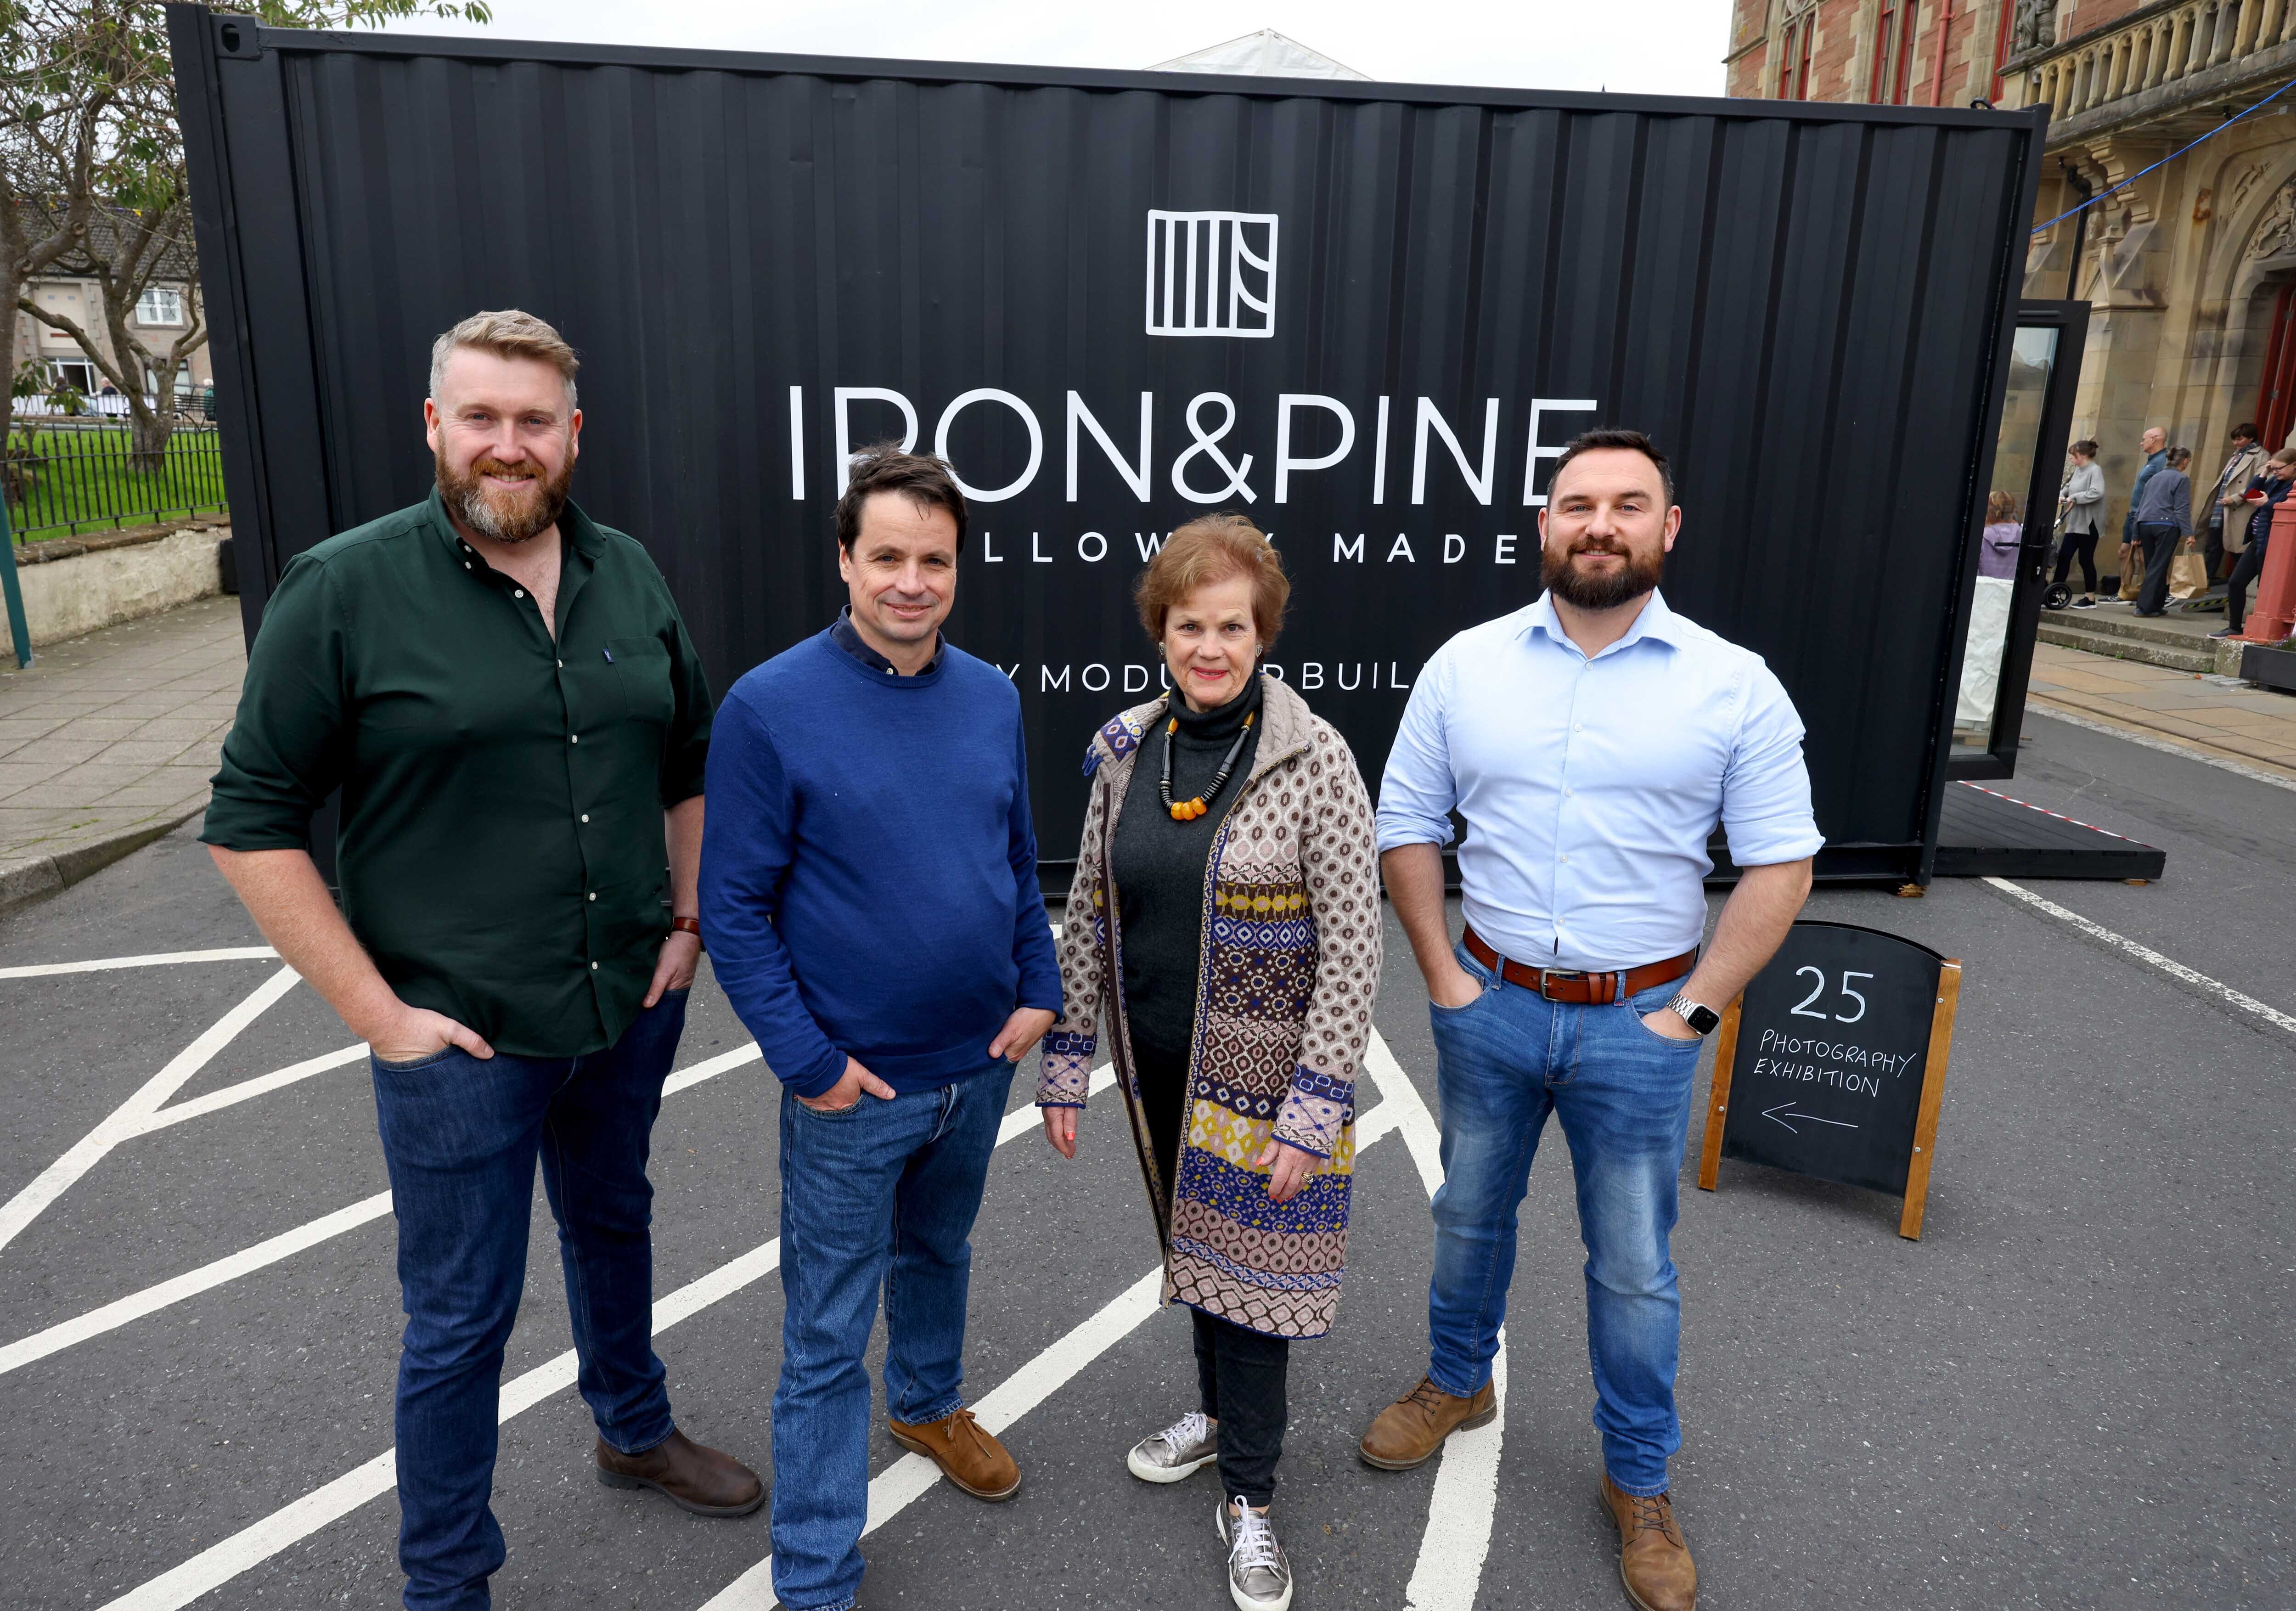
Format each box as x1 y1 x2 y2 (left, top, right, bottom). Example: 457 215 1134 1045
0 708 2290 1611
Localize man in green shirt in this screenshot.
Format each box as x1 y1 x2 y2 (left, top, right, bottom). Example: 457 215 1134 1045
203 310 760 1611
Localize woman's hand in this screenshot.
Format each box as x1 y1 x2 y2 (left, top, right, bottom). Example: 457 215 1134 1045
1256 1138 1319 1203
1041 1105 1078 1160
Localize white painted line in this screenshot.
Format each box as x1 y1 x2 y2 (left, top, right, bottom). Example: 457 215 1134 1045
96 1063 1119 1611
1984 875 2296 1035
0 964 299 1257
0 946 278 980
699 1265 1169 1611
1362 1030 1445 1196
130 1044 368 1134
0 1192 394 1380
1 1038 782 1382
1404 1333 1508 1611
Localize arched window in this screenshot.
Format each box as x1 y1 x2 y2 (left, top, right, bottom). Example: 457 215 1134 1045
1871 0 1921 104
1776 0 1817 97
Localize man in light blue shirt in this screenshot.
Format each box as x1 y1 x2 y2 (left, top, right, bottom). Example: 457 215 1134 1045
1358 428 1819 1611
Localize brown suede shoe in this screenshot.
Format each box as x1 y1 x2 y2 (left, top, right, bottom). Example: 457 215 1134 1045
1601 1471 1696 1611
594 1428 764 1517
1357 1375 1498 1470
887 1406 1020 1500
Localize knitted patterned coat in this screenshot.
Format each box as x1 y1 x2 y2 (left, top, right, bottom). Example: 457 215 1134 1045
1037 675 1382 1339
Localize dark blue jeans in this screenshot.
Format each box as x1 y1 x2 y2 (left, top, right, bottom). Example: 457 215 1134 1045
369 990 689 1611
770 1067 1014 1611
1424 944 1703 1497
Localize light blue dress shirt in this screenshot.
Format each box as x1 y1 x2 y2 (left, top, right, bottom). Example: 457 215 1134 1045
1375 590 1823 971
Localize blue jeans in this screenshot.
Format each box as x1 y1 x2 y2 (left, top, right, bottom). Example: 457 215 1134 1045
770 1067 1014 1611
369 991 689 1611
1424 944 1703 1497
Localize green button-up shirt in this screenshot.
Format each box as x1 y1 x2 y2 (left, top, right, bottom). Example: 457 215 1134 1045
202 490 714 1057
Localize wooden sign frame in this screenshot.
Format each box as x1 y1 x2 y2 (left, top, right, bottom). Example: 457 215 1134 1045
1698 958 1962 1239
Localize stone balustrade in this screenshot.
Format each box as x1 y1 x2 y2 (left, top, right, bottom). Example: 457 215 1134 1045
2004 0 2296 125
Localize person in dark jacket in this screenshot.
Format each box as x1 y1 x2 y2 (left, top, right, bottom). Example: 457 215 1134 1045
2212 449 2295 639
2131 444 2193 616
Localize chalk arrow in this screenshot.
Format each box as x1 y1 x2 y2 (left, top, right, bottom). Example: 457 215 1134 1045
1761 1102 1859 1134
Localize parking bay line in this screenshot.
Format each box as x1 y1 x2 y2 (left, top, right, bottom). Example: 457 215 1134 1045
97 1064 1119 1611
1983 875 2296 1035
0 1042 770 1383
0 946 279 980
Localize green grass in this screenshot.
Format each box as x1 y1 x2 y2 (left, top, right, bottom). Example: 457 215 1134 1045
5 423 229 543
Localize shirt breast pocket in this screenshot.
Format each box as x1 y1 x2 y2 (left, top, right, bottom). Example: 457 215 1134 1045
603 636 675 727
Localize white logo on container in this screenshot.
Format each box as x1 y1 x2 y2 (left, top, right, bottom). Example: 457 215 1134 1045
1145 210 1277 338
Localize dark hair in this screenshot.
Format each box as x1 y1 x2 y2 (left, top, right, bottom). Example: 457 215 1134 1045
2069 439 2099 457
835 443 968 553
1549 428 1674 507
2167 445 2191 468
2233 422 2261 441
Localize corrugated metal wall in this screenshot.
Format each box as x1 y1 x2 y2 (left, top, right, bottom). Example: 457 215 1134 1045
172 9 2045 877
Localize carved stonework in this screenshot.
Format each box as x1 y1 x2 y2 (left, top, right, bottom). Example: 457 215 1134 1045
2013 0 2055 54
2230 162 2268 217
2247 179 2296 262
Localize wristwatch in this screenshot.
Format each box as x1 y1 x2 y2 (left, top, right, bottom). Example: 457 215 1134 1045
1666 992 1721 1036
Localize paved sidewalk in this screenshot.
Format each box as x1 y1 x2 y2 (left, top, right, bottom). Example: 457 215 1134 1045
2027 638 2296 781
0 595 244 910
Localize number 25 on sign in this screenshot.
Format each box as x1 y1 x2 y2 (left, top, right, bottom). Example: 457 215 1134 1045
1696 921 1963 1240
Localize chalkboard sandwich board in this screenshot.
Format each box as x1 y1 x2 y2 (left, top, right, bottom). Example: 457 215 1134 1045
1696 921 1961 1240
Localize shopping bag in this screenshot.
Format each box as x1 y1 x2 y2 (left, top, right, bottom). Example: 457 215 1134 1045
2117 541 2143 600
2168 537 2209 600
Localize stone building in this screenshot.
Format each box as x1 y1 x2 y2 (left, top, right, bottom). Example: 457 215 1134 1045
13 211 213 413
1725 0 2296 541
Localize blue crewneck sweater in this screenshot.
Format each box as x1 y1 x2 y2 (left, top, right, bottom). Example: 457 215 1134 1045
699 629 1062 1098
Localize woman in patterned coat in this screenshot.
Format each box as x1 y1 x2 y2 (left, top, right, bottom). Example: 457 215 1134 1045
1037 513 1381 1611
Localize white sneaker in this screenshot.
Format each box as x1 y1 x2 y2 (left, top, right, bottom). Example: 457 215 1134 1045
1126 1409 1217 1483
1216 1496 1294 1611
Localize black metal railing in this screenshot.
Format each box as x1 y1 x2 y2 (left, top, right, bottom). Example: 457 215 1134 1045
4 419 229 542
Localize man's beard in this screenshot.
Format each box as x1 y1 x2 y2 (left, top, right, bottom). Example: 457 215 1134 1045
435 451 572 544
1542 537 1665 610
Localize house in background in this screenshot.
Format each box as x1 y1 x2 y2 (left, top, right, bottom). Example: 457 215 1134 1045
14 212 212 415
1726 0 2296 538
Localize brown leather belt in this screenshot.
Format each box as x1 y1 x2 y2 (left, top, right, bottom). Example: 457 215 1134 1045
1462 925 1696 1006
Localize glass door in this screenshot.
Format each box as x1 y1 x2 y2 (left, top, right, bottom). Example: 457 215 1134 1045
1949 299 2089 779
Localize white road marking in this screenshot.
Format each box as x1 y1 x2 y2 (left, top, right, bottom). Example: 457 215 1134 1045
96 1065 1118 1611
0 1192 394 1379
1404 1334 1508 1611
1 1041 772 1381
0 946 278 980
0 964 299 1257
1984 875 2296 1035
129 1044 368 1134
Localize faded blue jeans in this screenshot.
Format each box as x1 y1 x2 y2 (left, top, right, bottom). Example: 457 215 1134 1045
1424 943 1703 1497
369 990 688 1611
770 1066 1015 1611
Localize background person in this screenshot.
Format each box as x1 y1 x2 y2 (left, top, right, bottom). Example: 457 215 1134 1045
2056 439 2105 607
2206 422 2268 586
2213 447 2296 640
1363 429 1819 1611
201 311 757 1611
1978 490 2021 579
699 445 1061 1611
2131 443 2194 616
1038 514 1381 1611
2118 425 2167 600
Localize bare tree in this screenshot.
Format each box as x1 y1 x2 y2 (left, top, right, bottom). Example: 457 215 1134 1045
3 1 490 471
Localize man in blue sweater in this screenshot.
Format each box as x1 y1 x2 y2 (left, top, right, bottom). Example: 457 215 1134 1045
700 446 1061 1611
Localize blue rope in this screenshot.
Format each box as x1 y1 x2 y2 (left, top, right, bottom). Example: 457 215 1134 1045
2029 73 2296 235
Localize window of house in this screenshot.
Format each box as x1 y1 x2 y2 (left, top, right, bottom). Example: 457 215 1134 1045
1776 2 1817 98
1871 0 1921 105
46 359 94 395
1993 0 2017 85
136 287 184 325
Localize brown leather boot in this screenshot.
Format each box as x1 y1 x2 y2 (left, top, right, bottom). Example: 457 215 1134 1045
887 1406 1020 1500
1357 1375 1498 1470
595 1428 764 1517
1601 1471 1696 1611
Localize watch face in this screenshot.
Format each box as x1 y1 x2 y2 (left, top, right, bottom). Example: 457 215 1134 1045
1686 1003 1722 1035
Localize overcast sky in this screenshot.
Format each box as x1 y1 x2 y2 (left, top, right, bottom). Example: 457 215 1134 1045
374 1 1732 99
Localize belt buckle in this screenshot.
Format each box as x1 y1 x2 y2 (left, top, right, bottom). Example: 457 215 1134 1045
1536 967 1589 1003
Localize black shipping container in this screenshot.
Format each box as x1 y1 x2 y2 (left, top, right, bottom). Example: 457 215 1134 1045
169 6 2048 882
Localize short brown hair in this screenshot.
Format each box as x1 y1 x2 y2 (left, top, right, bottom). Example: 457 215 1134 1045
835 443 969 553
1986 490 2020 523
1550 427 1674 507
1134 513 1289 650
429 309 578 406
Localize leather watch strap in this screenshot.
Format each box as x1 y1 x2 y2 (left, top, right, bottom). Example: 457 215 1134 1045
671 916 703 944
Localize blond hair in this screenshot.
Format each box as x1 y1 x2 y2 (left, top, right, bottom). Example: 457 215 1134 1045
1134 513 1289 650
428 309 579 407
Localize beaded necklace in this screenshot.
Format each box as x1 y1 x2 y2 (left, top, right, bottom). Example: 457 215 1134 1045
1158 707 1255 821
